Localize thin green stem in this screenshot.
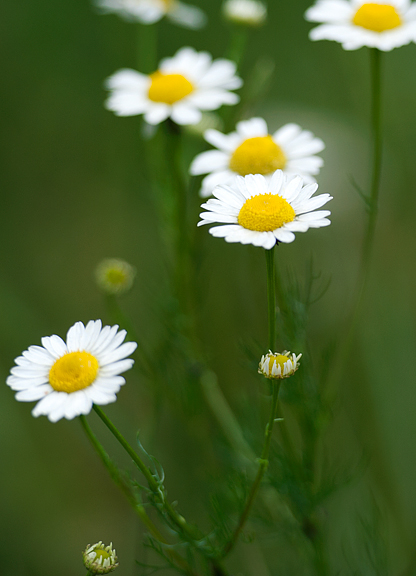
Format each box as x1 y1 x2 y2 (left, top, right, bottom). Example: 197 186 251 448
79 415 165 541
92 406 200 543
221 381 281 558
138 23 157 73
265 247 276 351
226 26 248 67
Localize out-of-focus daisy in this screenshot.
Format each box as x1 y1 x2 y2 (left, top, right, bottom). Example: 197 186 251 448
198 171 332 249
222 0 267 26
258 351 302 379
6 320 137 422
95 258 136 295
105 47 242 125
305 0 416 51
190 117 324 198
83 541 119 574
95 0 206 29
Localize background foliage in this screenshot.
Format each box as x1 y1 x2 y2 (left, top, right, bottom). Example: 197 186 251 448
1 0 416 574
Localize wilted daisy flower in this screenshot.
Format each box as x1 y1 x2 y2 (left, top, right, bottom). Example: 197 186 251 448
83 541 119 574
305 0 416 51
6 320 137 422
95 258 136 295
105 47 243 125
258 351 302 379
198 171 332 249
95 0 206 29
223 0 267 26
190 117 324 198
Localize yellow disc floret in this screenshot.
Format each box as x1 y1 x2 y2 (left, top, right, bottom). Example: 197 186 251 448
49 352 99 393
238 193 295 232
352 3 402 32
229 136 287 176
148 72 194 104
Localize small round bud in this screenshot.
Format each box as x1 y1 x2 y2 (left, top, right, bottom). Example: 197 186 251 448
258 350 301 379
83 541 119 574
95 258 136 296
223 0 267 27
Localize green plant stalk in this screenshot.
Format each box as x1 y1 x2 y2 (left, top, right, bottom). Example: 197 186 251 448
138 23 157 73
265 246 276 351
79 414 165 541
92 406 200 543
226 26 249 67
221 380 281 558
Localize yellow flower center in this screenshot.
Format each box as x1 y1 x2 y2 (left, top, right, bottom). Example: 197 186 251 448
94 550 112 562
148 72 194 105
352 3 402 32
105 267 127 287
229 136 287 176
270 354 290 371
238 193 295 232
49 352 99 393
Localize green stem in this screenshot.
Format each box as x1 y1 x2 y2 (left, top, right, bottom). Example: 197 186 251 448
79 415 165 541
221 380 281 558
92 406 200 543
265 247 276 351
226 26 248 67
138 23 157 73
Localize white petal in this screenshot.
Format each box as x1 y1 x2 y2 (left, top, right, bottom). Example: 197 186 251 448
171 104 202 125
66 322 85 352
167 1 207 29
204 129 238 152
190 150 229 175
15 385 53 401
41 335 67 358
237 117 268 138
144 104 171 125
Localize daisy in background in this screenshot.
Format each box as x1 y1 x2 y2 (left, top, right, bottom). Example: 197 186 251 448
305 0 416 51
7 320 137 422
222 0 267 26
95 0 206 29
190 117 325 198
198 170 332 249
105 47 243 125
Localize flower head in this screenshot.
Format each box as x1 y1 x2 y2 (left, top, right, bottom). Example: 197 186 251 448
190 118 325 198
305 0 416 51
105 47 242 126
7 320 137 422
223 0 267 26
83 541 119 574
198 171 332 249
95 0 206 29
258 351 301 379
95 258 136 295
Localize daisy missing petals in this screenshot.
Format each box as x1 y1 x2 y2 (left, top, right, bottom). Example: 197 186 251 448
198 171 332 250
259 351 302 379
6 320 137 422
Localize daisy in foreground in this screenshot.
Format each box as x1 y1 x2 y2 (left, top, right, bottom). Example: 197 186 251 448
259 351 302 379
6 320 137 422
106 47 242 125
305 0 416 51
95 0 206 29
190 117 325 198
198 171 332 249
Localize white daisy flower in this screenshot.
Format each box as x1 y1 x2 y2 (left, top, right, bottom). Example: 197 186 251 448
305 0 416 51
198 171 332 250
222 0 267 26
83 541 119 574
95 0 206 29
6 320 137 423
105 47 243 126
258 350 302 379
190 117 325 198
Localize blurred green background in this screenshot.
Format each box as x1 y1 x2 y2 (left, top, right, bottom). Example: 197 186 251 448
2 0 416 574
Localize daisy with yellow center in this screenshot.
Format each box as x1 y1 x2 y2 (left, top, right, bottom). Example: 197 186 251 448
95 0 206 29
258 351 302 379
83 541 119 574
190 117 325 198
198 170 332 249
105 47 242 125
6 320 137 422
305 0 416 51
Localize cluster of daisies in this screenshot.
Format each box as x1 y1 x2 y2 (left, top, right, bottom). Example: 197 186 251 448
8 0 416 420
